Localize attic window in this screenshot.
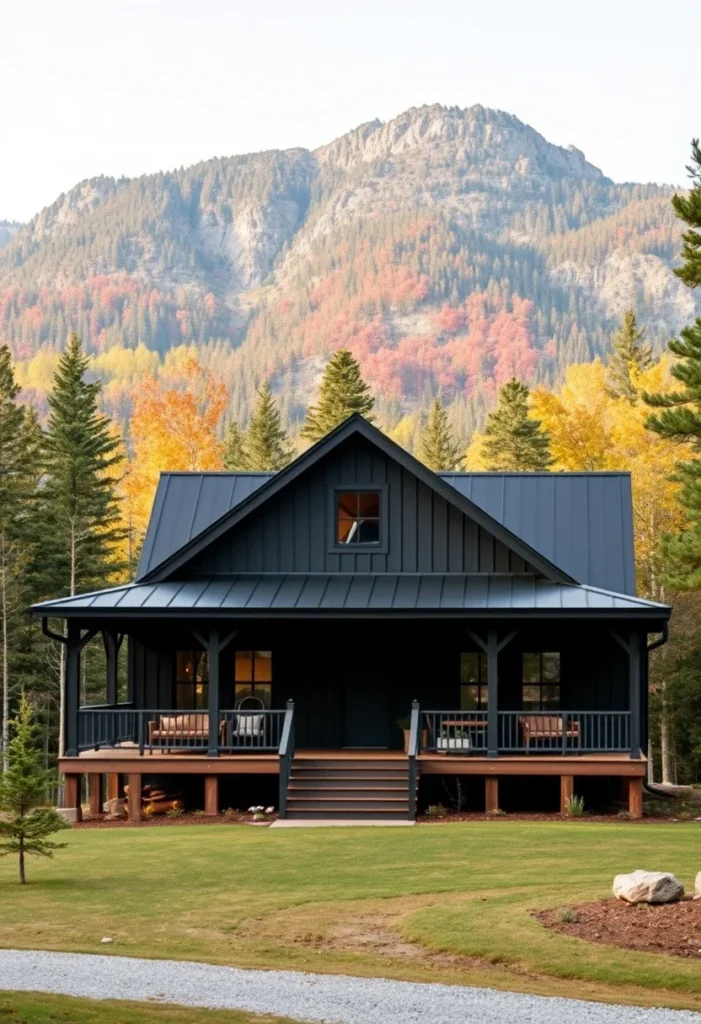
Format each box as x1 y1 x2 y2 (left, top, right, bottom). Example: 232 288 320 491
336 490 381 545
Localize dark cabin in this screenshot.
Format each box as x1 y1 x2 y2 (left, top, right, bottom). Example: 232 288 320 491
34 415 671 822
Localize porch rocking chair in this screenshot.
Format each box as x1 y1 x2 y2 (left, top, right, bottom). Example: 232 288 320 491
231 695 266 746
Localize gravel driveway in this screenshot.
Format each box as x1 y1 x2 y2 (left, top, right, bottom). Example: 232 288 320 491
0 949 698 1024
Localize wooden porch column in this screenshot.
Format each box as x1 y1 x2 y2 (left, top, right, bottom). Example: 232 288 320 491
486 630 499 758
88 774 103 815
629 632 642 760
560 775 574 814
208 629 221 757
204 775 219 815
127 773 142 822
64 622 81 757
485 777 499 813
106 773 120 802
628 777 643 819
64 774 82 822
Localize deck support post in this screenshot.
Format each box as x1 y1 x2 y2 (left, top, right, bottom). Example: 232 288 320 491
204 775 219 815
106 773 120 803
628 777 643 819
485 777 499 813
560 775 574 814
127 773 142 822
88 773 103 816
64 774 82 822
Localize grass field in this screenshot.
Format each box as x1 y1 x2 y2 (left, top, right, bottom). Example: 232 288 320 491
1 822 700 1013
0 992 293 1023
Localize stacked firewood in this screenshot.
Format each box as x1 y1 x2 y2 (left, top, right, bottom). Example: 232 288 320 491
123 783 184 816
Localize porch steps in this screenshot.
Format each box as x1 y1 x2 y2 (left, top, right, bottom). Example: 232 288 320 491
286 755 415 821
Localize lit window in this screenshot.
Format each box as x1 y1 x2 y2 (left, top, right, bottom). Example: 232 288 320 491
176 651 208 709
460 652 488 709
235 650 272 708
522 652 560 710
336 491 381 545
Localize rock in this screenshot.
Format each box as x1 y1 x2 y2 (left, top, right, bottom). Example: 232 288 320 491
56 807 79 823
100 937 114 944
613 870 684 904
104 797 126 819
695 872 701 901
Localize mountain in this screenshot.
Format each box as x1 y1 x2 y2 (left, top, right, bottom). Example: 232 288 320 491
1 104 696 430
0 221 21 249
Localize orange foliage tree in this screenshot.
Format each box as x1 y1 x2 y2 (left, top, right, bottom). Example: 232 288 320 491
123 357 227 548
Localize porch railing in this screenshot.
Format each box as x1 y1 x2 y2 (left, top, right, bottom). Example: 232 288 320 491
421 710 631 755
77 706 287 754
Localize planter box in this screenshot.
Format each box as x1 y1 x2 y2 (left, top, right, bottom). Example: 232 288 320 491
437 736 472 751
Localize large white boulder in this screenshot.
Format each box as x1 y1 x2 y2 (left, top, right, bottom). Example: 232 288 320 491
613 870 684 904
695 872 701 900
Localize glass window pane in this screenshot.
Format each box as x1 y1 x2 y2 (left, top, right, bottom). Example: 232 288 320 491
176 682 195 709
358 492 380 518
541 685 560 708
195 652 208 682
461 683 478 710
542 652 561 683
479 653 488 684
176 651 194 683
460 652 478 683
357 519 380 544
235 683 254 706
254 682 272 709
235 651 253 683
337 517 357 544
522 653 540 683
254 651 272 683
522 684 541 709
194 682 209 710
337 492 358 518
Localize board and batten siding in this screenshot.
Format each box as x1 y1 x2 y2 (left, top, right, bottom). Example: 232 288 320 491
186 437 537 576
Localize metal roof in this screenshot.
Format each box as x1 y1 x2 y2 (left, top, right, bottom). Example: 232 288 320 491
32 574 669 619
137 470 636 595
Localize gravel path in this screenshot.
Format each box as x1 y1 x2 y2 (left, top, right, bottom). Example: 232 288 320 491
0 949 699 1024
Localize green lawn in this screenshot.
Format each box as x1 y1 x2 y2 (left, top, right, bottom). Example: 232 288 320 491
0 992 293 1024
1 822 700 1012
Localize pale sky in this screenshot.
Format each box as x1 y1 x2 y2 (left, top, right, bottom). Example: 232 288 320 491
1 0 698 223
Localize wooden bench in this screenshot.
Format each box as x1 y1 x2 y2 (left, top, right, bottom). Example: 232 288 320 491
519 714 579 751
147 713 225 750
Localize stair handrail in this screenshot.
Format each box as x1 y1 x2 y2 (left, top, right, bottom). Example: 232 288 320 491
407 699 420 821
278 699 295 819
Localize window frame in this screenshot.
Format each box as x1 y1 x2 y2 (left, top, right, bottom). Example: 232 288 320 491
175 650 209 710
235 649 273 709
460 651 489 710
328 484 389 553
521 651 561 711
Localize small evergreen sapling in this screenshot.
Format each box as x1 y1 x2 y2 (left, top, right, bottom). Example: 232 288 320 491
0 695 70 884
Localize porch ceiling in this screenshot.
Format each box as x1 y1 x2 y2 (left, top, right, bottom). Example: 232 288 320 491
32 573 670 619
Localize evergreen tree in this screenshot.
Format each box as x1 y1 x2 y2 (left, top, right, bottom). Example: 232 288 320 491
222 420 247 470
0 348 39 773
481 378 553 471
301 349 374 443
645 140 701 588
418 398 463 471
0 695 70 884
242 382 294 471
606 309 652 403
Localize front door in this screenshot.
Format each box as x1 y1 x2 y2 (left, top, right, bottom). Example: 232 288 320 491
343 661 391 748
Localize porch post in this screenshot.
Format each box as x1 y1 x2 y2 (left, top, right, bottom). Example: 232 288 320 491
487 629 499 758
64 774 82 822
629 631 642 760
65 622 81 757
88 773 103 815
208 629 220 757
103 630 121 705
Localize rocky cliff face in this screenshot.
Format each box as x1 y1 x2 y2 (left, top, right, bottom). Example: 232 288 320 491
0 221 21 249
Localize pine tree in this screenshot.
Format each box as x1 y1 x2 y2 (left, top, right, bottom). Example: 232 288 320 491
481 378 553 471
0 348 39 773
223 420 247 470
644 140 701 589
418 398 463 471
606 310 652 403
242 382 294 471
301 349 374 443
0 695 70 883
34 334 125 757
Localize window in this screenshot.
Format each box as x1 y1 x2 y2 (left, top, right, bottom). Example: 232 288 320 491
235 650 272 708
460 652 488 709
176 651 208 709
522 652 561 710
336 490 381 545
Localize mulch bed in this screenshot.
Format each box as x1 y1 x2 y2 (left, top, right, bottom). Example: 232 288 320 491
74 812 275 828
417 812 698 823
536 897 701 958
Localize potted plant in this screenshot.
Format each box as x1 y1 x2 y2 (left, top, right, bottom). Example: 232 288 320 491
437 728 472 752
396 715 427 753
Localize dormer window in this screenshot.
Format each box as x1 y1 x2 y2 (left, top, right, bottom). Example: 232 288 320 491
336 490 381 545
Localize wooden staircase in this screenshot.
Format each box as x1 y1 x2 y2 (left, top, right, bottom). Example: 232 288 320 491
285 753 414 820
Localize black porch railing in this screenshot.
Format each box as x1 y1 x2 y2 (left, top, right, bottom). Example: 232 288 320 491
77 707 288 753
421 710 631 754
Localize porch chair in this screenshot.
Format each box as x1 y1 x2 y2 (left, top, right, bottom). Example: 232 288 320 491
231 695 266 746
519 714 580 752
